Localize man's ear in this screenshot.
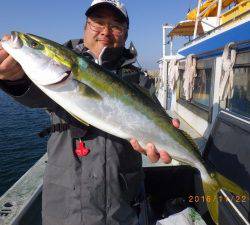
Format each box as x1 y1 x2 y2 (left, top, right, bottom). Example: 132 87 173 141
124 29 128 40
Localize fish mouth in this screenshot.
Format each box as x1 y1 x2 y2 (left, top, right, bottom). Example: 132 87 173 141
10 31 23 49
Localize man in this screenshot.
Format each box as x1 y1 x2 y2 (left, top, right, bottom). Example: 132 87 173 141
0 0 179 224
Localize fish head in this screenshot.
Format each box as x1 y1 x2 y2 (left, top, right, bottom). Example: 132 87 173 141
1 31 77 85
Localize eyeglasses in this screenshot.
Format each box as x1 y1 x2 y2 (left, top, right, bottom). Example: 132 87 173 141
87 18 126 36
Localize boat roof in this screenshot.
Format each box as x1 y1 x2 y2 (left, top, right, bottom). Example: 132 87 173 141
169 20 204 37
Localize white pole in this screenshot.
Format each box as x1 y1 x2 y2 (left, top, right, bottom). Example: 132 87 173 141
161 59 168 109
163 25 173 57
193 0 202 39
217 0 223 26
170 37 173 56
163 25 167 57
161 25 174 109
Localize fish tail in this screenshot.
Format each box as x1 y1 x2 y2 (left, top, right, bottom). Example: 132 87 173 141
202 177 220 224
202 172 248 225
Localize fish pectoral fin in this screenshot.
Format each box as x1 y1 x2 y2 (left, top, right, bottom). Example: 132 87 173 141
74 79 102 100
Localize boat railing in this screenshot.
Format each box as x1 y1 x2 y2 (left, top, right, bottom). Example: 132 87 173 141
221 0 250 24
184 8 250 47
193 0 225 38
193 0 250 39
199 0 220 18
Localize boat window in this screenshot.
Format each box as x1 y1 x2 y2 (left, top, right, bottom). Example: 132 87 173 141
220 51 250 119
179 70 185 100
192 68 212 108
178 61 213 109
177 58 214 122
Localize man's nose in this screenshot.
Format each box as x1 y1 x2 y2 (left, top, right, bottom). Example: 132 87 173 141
100 25 112 35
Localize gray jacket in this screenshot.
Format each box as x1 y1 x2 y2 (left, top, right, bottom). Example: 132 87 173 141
0 40 156 225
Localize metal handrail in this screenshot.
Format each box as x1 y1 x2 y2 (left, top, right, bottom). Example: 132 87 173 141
193 0 223 38
199 0 220 17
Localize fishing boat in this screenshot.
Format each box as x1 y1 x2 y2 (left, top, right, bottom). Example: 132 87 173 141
156 0 250 224
0 0 249 224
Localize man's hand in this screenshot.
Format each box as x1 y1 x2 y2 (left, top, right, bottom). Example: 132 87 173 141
130 118 180 164
0 35 25 81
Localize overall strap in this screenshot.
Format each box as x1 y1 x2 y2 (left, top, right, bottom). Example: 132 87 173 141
37 123 70 138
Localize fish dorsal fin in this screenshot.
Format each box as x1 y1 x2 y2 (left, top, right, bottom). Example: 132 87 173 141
128 83 166 109
178 129 200 153
127 82 152 99
128 83 174 123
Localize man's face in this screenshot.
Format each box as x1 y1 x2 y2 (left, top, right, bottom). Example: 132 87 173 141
84 7 128 58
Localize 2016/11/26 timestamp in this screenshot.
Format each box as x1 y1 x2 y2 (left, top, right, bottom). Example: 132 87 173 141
188 195 249 203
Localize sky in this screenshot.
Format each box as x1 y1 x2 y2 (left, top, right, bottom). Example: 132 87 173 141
0 0 198 69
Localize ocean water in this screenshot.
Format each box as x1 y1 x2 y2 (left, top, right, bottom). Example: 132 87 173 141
0 90 49 196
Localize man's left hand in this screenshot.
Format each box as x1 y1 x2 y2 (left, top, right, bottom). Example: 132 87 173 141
130 118 180 164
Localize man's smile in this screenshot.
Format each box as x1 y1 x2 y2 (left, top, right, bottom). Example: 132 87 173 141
97 38 112 45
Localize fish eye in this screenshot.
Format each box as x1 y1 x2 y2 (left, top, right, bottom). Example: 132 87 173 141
31 41 38 48
29 40 44 50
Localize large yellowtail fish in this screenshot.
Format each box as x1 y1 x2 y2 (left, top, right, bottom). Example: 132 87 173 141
2 31 248 224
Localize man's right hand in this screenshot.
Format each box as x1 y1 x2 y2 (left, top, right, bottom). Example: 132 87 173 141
0 35 25 81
